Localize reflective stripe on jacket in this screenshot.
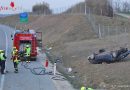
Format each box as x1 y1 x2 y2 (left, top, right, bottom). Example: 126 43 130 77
81 87 86 90
12 51 16 56
12 49 18 56
14 57 20 64
0 53 5 61
25 47 31 56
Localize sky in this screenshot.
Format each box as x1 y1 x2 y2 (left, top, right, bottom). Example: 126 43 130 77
0 0 84 14
0 0 130 14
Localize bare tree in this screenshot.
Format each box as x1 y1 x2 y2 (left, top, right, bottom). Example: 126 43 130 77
32 2 52 15
86 0 113 17
122 1 130 13
114 0 121 12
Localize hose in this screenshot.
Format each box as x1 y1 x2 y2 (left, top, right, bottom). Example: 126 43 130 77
20 61 53 75
20 61 67 81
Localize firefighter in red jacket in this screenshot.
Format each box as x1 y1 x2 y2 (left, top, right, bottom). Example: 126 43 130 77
11 47 20 73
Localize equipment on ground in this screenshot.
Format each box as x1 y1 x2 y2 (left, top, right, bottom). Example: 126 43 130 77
13 29 37 61
88 47 130 64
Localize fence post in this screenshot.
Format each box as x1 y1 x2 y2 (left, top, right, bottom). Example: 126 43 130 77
116 26 118 35
98 24 102 39
89 8 91 19
53 62 57 76
80 3 82 14
101 9 103 16
125 27 127 33
108 25 110 37
85 2 87 15
116 26 118 43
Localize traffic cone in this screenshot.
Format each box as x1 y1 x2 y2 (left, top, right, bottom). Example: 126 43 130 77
45 58 49 68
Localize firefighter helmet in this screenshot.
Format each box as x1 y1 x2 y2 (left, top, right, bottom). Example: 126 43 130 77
0 50 4 53
15 49 18 52
26 45 29 47
13 47 16 49
0 50 2 53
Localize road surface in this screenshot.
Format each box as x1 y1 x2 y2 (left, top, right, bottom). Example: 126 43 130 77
0 25 57 90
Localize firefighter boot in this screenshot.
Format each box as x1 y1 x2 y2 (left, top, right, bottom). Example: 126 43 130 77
26 61 28 63
26 61 30 63
14 68 18 73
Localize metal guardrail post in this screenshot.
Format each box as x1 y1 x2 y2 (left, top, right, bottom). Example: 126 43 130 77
98 24 102 39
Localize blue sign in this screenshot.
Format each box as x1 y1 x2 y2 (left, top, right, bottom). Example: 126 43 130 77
20 12 28 18
19 12 28 23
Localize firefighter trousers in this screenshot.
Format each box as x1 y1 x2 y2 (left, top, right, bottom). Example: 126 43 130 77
0 60 5 74
25 56 30 62
13 62 18 71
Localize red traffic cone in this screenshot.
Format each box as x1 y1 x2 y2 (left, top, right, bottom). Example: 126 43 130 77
45 58 49 68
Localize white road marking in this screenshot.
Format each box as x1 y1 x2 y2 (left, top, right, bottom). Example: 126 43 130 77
0 75 5 90
0 29 8 90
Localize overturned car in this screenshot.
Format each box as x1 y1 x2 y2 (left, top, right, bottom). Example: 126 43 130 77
87 47 130 64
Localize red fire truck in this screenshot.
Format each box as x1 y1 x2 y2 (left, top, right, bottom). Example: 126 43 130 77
13 30 37 61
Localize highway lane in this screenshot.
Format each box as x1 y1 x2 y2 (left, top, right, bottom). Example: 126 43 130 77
0 25 14 90
0 25 57 90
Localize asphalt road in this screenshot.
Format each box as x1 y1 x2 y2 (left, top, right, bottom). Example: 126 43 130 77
0 25 57 90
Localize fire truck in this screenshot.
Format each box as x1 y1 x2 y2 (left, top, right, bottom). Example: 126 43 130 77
13 29 37 61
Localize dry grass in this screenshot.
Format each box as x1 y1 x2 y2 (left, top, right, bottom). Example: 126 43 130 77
0 14 39 28
1 14 130 89
53 33 130 89
95 14 130 26
28 14 98 44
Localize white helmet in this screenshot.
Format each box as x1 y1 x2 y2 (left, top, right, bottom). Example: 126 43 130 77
26 45 29 47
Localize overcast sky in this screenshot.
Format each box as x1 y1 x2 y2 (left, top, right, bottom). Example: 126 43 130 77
0 0 84 14
0 0 130 14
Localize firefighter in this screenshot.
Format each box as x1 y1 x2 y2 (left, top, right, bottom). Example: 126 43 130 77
81 86 86 90
12 47 18 57
13 55 20 73
87 88 93 90
81 86 93 90
0 50 2 70
25 45 31 63
11 47 20 73
0 50 7 74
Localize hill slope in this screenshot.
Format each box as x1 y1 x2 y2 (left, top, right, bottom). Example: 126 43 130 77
28 15 98 43
0 14 39 28
1 13 130 89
